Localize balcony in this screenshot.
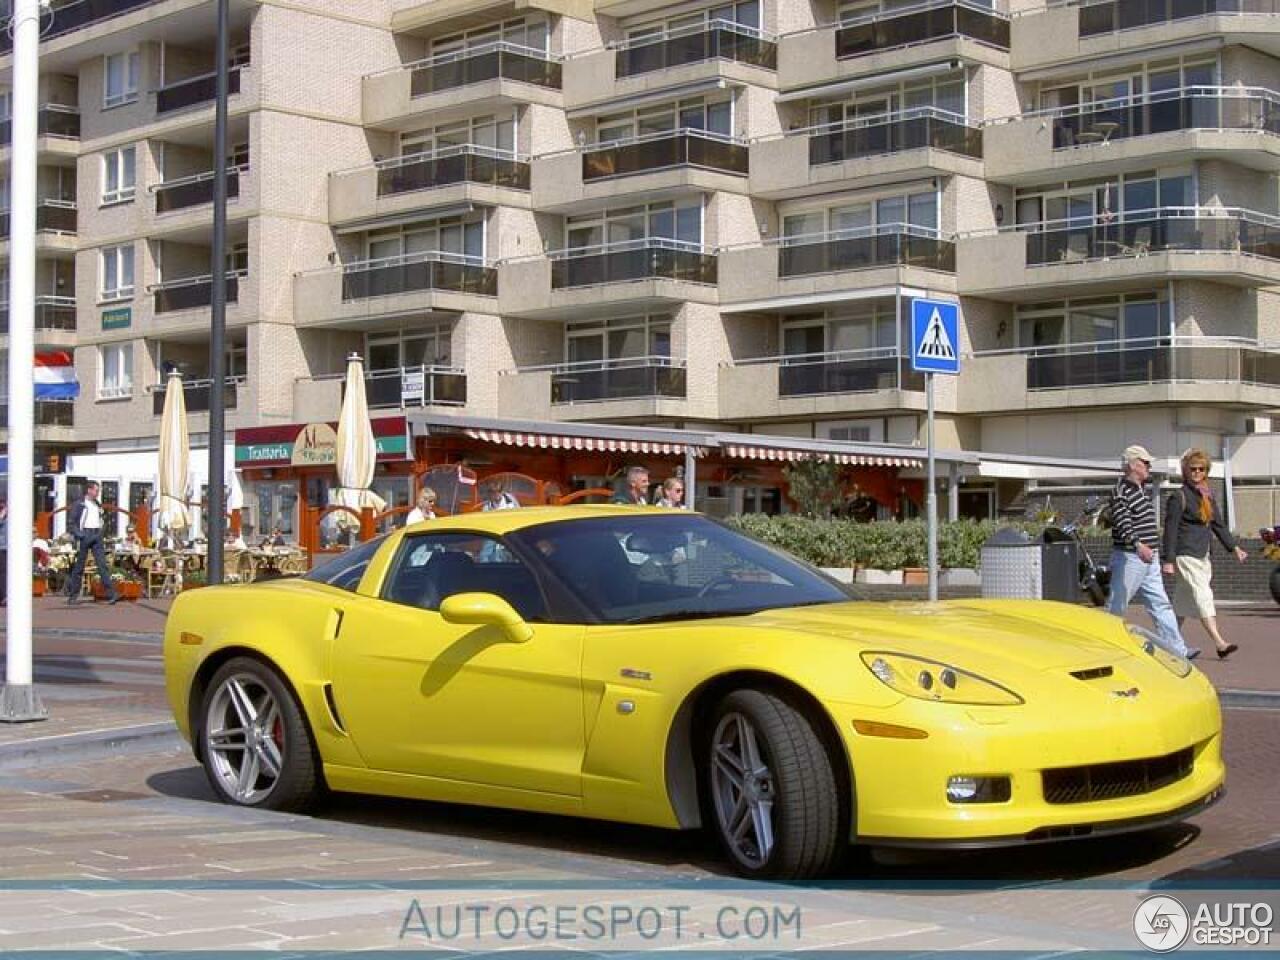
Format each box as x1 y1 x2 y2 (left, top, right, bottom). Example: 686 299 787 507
0 105 80 146
152 168 242 214
719 350 926 419
499 240 718 318
0 0 162 53
156 66 243 115
720 227 957 307
616 22 777 78
0 200 77 238
151 273 242 314
0 296 77 335
534 130 749 210
986 87 1280 180
550 357 686 403
778 0 1010 90
330 147 529 225
959 208 1280 297
149 378 242 416
751 109 983 198
1013 0 1280 72
1027 340 1280 389
342 253 496 301
363 43 563 130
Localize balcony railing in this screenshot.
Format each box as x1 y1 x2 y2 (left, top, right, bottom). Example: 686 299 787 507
1021 207 1280 265
340 252 497 300
0 0 161 52
1072 0 1280 37
406 42 562 97
0 104 80 145
614 20 777 77
156 66 243 114
1014 338 1280 390
0 399 75 428
776 225 955 277
743 348 925 396
149 377 242 415
1045 86 1280 148
0 296 77 334
372 146 530 196
806 107 982 164
153 167 242 213
0 200 77 237
151 273 243 313
549 239 718 288
536 357 687 403
835 0 1010 59
582 128 749 180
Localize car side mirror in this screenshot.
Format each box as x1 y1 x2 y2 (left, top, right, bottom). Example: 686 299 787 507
439 592 532 643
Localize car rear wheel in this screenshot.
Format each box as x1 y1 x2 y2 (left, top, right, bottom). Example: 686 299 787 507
703 689 842 880
200 657 320 812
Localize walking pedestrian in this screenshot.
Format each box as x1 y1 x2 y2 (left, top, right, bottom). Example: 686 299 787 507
1105 444 1196 659
65 481 121 605
1162 448 1248 659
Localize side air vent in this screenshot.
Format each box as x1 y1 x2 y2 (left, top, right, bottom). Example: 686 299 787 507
323 683 347 734
1070 665 1114 681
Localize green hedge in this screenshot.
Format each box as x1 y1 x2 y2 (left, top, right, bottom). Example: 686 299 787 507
726 516 1047 570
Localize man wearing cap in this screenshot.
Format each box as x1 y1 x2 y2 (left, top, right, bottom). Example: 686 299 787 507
1105 444 1197 659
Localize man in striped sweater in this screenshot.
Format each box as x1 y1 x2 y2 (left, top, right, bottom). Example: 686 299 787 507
1105 444 1197 659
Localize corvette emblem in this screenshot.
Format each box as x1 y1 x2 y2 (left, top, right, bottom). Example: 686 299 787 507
1112 687 1141 698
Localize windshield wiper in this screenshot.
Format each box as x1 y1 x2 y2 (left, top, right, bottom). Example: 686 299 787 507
621 609 760 625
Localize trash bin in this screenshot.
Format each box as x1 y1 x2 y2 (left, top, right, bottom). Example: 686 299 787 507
981 528 1040 599
1039 534 1080 603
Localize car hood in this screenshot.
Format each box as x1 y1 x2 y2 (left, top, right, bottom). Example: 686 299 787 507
741 599 1129 671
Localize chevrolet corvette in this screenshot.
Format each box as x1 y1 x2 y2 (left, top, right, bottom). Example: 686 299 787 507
164 507 1223 879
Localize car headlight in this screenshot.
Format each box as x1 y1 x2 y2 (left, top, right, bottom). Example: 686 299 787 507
1126 624 1193 678
860 652 1023 705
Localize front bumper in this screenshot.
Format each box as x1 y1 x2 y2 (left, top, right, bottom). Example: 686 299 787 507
834 672 1224 845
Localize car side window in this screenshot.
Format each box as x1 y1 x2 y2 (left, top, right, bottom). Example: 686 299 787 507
383 532 547 621
301 535 387 592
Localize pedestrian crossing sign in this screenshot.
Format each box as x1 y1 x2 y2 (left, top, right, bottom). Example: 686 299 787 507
910 298 960 374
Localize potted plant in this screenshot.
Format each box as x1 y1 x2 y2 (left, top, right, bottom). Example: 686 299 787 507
32 575 47 597
182 568 208 591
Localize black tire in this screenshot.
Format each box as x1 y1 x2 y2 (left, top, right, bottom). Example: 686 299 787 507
699 689 843 880
1270 566 1280 606
1083 576 1107 607
198 657 322 812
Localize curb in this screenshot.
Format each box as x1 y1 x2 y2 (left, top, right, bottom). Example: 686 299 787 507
0 628 164 641
0 721 181 770
1219 688 1280 710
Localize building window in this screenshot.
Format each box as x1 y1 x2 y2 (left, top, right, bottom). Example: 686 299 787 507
431 16 548 56
102 146 136 205
566 200 702 249
782 301 898 358
565 314 671 365
782 189 938 240
1015 293 1170 351
100 244 135 300
0 88 11 122
595 96 733 143
365 216 485 262
99 343 133 399
104 50 141 108
367 323 453 371
401 113 516 157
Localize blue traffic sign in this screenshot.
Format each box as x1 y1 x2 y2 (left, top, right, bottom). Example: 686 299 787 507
910 298 960 375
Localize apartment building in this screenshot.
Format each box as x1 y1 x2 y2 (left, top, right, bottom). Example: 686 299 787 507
2 0 1279 525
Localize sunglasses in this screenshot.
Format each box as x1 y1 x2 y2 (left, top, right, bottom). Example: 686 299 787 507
1187 466 1207 474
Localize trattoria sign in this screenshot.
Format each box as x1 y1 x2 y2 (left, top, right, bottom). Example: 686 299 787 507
234 417 409 467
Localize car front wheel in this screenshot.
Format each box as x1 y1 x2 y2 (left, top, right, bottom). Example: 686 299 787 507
200 657 321 812
704 689 842 880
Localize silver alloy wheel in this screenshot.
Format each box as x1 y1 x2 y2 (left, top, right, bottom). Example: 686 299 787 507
710 711 776 868
205 673 285 804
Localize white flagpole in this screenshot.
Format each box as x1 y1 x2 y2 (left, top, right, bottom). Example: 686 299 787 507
2 0 48 722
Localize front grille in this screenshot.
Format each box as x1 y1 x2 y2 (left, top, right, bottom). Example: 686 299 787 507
1042 747 1194 804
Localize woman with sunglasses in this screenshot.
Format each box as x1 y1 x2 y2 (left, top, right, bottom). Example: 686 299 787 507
405 487 438 526
1162 449 1248 659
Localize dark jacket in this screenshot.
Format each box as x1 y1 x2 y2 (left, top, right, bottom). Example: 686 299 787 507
66 498 101 539
1162 483 1237 560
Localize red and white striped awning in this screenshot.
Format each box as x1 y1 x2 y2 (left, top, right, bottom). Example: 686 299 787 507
723 444 922 468
465 428 702 456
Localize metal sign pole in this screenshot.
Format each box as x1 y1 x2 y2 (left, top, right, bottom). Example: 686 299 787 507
1 0 48 723
926 372 938 603
207 0 229 584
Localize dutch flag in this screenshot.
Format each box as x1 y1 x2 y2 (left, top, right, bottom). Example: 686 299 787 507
34 351 80 400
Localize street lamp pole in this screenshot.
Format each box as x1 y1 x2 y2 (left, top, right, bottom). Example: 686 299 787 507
207 0 229 584
1 0 48 723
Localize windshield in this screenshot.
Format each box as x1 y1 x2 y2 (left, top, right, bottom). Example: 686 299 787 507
510 515 849 624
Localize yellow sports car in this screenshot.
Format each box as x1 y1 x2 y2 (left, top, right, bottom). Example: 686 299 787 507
164 507 1223 879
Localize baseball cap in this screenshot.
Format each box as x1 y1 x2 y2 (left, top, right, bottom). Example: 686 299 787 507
1123 444 1153 464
